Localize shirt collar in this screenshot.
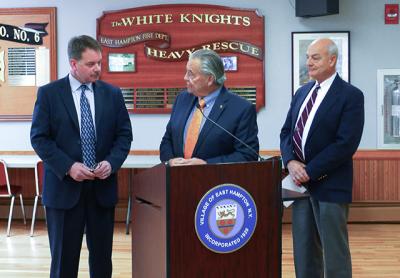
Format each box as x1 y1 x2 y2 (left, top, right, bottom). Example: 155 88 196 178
317 72 337 90
199 86 221 107
68 73 93 93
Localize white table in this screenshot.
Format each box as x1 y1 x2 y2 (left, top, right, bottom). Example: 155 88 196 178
121 155 160 169
0 155 40 168
0 154 160 234
0 154 160 169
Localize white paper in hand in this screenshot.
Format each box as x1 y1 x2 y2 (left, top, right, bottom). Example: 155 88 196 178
282 175 307 208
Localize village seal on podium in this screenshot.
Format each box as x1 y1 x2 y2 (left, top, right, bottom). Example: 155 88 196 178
194 183 257 253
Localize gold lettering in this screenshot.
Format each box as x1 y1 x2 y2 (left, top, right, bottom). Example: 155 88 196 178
136 16 147 25
204 14 210 23
154 14 163 24
192 14 203 23
146 47 158 57
240 43 250 53
212 42 221 51
121 17 135 26
242 16 251 27
185 48 197 56
229 42 239 50
180 13 190 23
221 41 229 50
219 15 232 25
209 14 220 24
167 52 177 59
118 13 251 27
251 47 259 56
231 15 241 25
172 51 185 59
165 14 173 23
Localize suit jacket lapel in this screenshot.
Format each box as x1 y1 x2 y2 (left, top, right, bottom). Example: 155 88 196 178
59 76 80 131
306 75 342 141
291 81 315 131
177 94 197 157
194 87 228 154
93 81 104 131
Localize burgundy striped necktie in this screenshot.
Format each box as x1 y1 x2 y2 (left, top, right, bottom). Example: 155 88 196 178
292 85 320 161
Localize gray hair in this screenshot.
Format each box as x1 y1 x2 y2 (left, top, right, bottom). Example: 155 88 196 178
312 38 338 58
189 49 226 85
327 40 338 57
68 35 102 60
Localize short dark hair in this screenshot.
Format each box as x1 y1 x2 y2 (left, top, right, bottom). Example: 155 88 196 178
67 35 102 60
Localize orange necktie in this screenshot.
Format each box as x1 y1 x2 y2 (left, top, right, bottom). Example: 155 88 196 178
184 98 206 159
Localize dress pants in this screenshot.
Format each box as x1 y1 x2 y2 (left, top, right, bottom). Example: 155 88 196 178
46 181 115 278
292 197 352 278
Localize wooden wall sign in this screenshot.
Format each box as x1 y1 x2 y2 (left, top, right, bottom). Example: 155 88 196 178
0 7 57 121
97 4 264 114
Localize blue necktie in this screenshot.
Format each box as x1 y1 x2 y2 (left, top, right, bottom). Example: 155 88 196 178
79 84 96 169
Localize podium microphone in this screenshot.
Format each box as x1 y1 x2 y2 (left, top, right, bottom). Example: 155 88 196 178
196 103 264 161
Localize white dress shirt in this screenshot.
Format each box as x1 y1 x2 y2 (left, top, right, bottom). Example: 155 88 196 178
68 74 96 134
296 73 337 159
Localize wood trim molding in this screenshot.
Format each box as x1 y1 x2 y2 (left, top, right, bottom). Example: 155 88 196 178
353 150 400 160
2 149 399 157
0 150 160 155
1 149 399 223
0 151 36 155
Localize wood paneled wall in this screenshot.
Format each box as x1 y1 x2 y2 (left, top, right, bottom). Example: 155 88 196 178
353 151 400 202
1 150 400 222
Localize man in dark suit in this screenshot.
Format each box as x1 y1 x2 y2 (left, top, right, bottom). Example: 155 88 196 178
280 38 364 278
160 49 259 165
30 35 132 278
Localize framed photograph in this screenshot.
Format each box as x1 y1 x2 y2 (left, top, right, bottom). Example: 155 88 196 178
377 69 400 149
0 7 57 121
221 56 237 71
292 31 350 94
108 53 135 72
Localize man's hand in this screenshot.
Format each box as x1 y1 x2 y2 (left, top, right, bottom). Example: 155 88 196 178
287 160 310 186
93 160 112 180
68 162 95 182
168 157 207 166
185 158 207 165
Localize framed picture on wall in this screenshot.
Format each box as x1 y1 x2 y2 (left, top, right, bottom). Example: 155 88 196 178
108 53 135 72
221 56 237 71
291 31 350 94
0 7 57 121
377 69 400 149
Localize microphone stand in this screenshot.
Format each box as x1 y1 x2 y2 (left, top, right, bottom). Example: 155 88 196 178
196 104 264 161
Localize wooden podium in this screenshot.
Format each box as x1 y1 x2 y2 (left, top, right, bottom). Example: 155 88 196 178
131 158 282 278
